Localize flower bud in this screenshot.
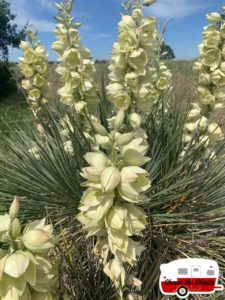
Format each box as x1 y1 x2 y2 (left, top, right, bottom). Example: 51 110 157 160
206 13 221 24
9 196 20 220
142 0 156 7
116 132 135 147
20 41 29 50
132 9 143 21
114 109 125 130
91 119 108 136
22 229 56 252
52 41 65 54
11 218 21 239
101 166 121 192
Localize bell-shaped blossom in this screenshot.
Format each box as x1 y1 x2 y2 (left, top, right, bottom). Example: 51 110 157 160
33 256 59 293
22 219 58 253
118 167 151 203
107 229 145 266
0 251 37 297
105 204 147 236
103 259 125 289
121 139 150 167
77 188 114 236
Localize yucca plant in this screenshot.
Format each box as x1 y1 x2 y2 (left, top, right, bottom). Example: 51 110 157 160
0 0 225 299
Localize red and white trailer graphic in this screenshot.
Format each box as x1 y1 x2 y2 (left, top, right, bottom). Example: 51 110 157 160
160 258 224 298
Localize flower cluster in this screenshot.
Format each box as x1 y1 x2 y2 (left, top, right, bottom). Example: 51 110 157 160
77 108 150 297
185 9 225 150
52 0 98 111
106 0 172 113
183 103 224 154
194 9 225 116
0 197 63 300
19 31 49 117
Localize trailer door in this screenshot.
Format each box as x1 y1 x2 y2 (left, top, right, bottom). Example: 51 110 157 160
191 266 201 291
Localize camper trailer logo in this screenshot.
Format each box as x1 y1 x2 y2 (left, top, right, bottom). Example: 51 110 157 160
160 258 224 298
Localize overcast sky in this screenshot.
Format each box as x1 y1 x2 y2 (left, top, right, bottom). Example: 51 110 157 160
9 0 225 61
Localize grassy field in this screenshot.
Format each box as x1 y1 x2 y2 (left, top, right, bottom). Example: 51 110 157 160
0 60 199 145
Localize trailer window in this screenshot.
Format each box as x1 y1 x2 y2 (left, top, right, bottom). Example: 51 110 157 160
193 268 199 272
207 270 214 276
178 268 188 275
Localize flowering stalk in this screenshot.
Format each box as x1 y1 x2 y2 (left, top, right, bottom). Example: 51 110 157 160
19 29 49 119
0 197 67 300
52 0 102 153
183 102 223 156
194 9 225 116
52 0 98 112
184 8 225 153
77 2 162 298
77 109 150 298
106 0 171 114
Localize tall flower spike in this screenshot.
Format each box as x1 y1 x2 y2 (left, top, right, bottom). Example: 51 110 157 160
78 111 151 298
194 7 225 117
184 7 225 153
106 0 171 114
19 29 49 118
52 0 99 111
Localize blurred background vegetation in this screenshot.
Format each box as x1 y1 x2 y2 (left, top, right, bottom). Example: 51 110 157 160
2 59 225 151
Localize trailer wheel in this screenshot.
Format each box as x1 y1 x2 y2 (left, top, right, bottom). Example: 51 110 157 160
177 286 188 298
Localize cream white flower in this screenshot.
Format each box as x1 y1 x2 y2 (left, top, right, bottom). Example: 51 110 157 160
132 9 143 21
0 214 11 234
104 259 125 288
119 15 136 31
128 113 142 129
22 229 57 253
119 166 151 203
121 139 150 167
33 256 59 293
202 48 221 71
105 204 147 235
101 167 121 192
0 251 37 297
206 12 222 24
207 122 224 147
77 188 114 236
